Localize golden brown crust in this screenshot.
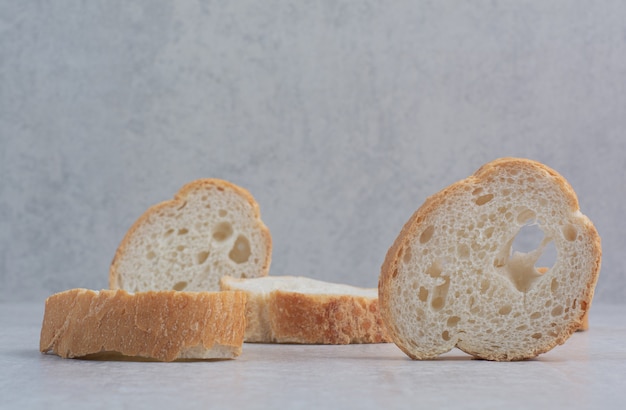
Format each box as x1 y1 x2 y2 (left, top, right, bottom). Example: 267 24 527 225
220 276 391 344
109 178 272 289
266 291 390 344
40 289 247 361
379 157 601 361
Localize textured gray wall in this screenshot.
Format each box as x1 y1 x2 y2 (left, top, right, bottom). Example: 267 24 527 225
1 1 624 303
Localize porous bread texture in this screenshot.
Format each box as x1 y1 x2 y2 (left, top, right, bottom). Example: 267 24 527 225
40 288 246 361
110 179 272 292
379 158 601 361
220 276 391 344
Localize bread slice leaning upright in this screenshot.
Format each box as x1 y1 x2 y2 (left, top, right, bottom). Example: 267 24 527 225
110 179 272 292
220 276 390 344
40 288 247 361
379 158 601 361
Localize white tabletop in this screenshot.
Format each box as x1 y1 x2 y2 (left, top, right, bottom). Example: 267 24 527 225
2 303 625 409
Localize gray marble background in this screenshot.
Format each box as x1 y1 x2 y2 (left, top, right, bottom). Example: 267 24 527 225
1 1 624 303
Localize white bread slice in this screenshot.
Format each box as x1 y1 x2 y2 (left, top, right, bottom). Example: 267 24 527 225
220 276 391 344
110 179 272 292
379 158 601 361
40 288 246 361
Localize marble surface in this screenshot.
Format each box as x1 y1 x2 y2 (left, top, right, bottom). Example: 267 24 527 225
1 1 626 305
2 303 626 409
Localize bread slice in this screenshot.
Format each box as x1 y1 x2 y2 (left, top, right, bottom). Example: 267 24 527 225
110 179 272 292
220 276 391 344
40 288 246 361
379 158 601 361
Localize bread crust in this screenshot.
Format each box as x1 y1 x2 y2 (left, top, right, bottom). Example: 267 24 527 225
109 178 272 290
266 291 389 344
379 158 601 361
40 288 247 361
221 276 391 344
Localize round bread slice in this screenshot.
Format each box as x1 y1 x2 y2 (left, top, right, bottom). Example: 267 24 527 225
40 288 247 361
379 158 601 361
220 275 390 344
110 179 271 292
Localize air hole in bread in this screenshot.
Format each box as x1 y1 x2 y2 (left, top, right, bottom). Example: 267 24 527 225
418 286 429 302
475 194 494 205
426 259 444 278
146 251 156 260
562 224 577 241
197 251 209 265
441 330 451 341
229 235 251 264
498 223 557 292
402 247 412 264
420 226 435 244
469 296 479 313
178 228 188 235
551 306 563 317
498 305 512 315
173 281 187 291
219 209 228 217
531 333 542 339
512 223 543 253
164 229 174 237
530 312 541 320
213 222 233 242
516 208 536 224
484 227 495 238
431 297 445 310
458 243 470 259
431 276 450 311
447 316 460 327
550 278 559 293
480 279 490 293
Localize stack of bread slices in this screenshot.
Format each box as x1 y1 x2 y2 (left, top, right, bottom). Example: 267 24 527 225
40 158 600 362
40 179 389 361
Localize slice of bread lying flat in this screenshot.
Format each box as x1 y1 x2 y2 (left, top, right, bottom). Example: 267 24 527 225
40 289 246 361
379 158 601 361
110 179 272 292
220 276 391 344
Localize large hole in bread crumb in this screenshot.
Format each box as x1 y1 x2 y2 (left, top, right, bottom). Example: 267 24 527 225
229 235 251 264
511 224 557 270
496 222 557 293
